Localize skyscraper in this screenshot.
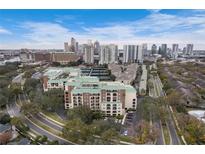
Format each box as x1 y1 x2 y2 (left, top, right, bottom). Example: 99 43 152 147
151 44 157 55
137 45 144 63
142 43 148 56
123 45 138 63
94 41 100 55
93 41 101 64
70 37 76 52
64 42 69 52
172 44 179 59
100 44 118 64
83 42 94 64
186 44 194 55
161 44 167 57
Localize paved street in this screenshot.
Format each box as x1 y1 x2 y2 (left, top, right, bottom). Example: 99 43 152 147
6 94 73 145
151 73 181 145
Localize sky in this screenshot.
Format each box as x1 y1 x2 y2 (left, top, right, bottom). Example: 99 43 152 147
1 9 205 49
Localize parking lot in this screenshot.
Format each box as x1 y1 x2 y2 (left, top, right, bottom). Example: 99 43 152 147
122 111 136 136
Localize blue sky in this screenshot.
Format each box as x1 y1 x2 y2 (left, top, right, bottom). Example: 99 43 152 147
1 9 205 49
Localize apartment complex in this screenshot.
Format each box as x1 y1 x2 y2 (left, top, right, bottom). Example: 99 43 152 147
83 43 94 64
42 67 137 116
42 67 81 92
123 44 144 63
100 44 118 64
64 76 137 116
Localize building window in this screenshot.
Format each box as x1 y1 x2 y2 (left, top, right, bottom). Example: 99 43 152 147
107 97 111 102
106 104 111 110
113 97 117 102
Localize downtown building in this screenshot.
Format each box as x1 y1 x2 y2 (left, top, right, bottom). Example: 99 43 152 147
123 45 144 63
83 40 94 64
186 44 194 56
172 44 179 59
161 44 167 57
99 44 118 64
93 41 101 64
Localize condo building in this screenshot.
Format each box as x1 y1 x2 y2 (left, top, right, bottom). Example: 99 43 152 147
83 43 94 64
42 67 81 92
100 44 118 64
42 67 137 116
123 45 144 63
172 44 179 59
64 76 137 116
186 44 194 56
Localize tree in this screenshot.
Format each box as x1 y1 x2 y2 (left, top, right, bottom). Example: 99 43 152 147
21 103 40 116
48 140 59 145
9 84 22 98
10 117 29 133
0 94 7 108
10 117 22 126
0 114 11 124
24 78 40 95
101 128 119 144
62 119 93 143
134 120 159 144
67 106 103 124
177 113 205 144
110 74 116 81
166 91 181 106
23 70 35 79
91 119 121 135
41 89 64 112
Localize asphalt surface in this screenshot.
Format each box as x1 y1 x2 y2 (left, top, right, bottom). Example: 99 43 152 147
35 114 63 131
154 74 181 145
7 94 73 145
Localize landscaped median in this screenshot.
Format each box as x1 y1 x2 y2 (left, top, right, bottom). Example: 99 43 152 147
163 123 171 144
40 111 66 126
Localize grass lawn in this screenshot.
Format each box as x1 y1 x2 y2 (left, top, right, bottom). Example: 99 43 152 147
163 124 170 145
41 110 66 125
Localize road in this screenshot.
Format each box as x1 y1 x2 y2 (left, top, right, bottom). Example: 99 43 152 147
153 74 181 145
7 95 73 145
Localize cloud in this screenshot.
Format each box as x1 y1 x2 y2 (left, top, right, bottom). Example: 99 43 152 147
2 10 205 49
54 15 77 23
18 22 77 48
0 27 12 35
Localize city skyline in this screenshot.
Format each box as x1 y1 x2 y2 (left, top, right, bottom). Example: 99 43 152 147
1 9 205 49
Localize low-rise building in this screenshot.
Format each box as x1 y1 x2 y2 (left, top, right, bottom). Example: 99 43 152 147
43 67 137 116
64 76 137 116
42 67 81 92
20 49 34 63
0 123 12 144
51 52 80 65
